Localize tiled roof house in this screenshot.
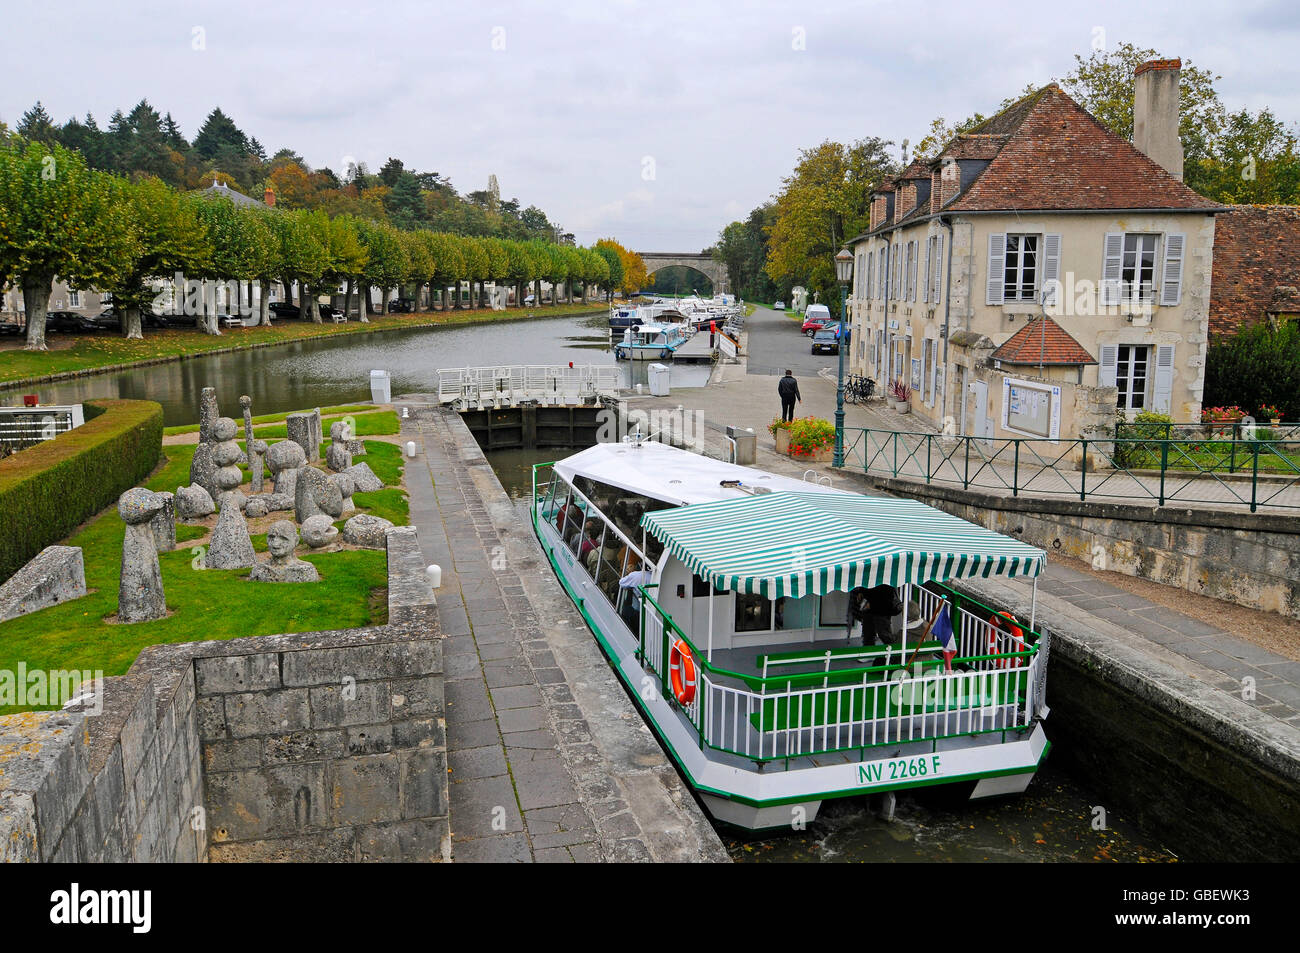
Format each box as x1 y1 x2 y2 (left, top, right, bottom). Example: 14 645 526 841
847 60 1220 441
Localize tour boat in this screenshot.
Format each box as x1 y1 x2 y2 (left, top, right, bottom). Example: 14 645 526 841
613 322 690 361
531 439 1052 830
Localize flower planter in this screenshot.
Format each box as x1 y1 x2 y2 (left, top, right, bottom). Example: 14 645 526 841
886 397 899 411
774 429 790 454
896 400 911 415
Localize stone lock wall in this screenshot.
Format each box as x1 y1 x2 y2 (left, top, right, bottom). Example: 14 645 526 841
0 527 446 862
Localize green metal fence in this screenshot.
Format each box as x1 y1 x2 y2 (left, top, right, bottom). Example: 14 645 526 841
841 427 1300 513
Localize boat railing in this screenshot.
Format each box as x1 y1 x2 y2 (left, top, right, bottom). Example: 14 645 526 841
637 583 1042 764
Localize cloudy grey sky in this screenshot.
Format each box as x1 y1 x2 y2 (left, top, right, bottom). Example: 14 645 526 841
7 1 1299 251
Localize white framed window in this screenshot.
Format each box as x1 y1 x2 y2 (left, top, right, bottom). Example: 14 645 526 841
1115 344 1151 411
1003 234 1039 301
68 290 81 309
100 291 112 306
1120 234 1158 301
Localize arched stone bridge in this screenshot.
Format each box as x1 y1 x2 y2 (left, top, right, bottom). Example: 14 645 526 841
636 252 727 291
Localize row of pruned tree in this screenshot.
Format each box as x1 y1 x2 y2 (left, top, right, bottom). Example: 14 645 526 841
0 141 627 351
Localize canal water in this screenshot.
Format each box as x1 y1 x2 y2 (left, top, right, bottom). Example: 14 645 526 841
488 447 1179 863
2 312 711 427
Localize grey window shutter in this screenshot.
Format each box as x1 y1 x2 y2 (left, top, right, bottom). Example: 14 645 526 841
922 239 931 303
866 251 873 298
987 233 1006 305
909 242 919 300
1042 234 1062 307
934 234 943 302
1098 344 1118 388
892 243 900 297
1160 234 1185 306
1101 233 1124 306
1152 344 1175 412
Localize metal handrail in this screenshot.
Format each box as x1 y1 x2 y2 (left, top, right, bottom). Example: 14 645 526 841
842 426 1300 512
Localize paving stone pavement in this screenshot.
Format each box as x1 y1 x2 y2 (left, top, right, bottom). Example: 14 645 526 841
398 403 726 863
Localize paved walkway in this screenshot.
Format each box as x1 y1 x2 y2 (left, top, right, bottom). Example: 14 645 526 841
400 403 726 863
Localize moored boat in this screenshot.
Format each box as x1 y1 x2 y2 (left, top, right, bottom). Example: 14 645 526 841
531 439 1052 830
613 322 690 361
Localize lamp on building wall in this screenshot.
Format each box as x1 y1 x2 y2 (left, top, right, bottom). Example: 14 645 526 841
834 246 855 467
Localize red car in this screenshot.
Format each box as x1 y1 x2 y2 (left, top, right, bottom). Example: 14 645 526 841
800 304 832 335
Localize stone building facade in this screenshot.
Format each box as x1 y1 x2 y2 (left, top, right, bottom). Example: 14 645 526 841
1209 204 1300 336
847 61 1222 441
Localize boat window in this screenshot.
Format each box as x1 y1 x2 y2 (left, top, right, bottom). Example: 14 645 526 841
735 592 772 633
572 475 672 556
819 590 849 627
596 539 630 605
691 574 727 597
776 594 817 630
581 520 605 575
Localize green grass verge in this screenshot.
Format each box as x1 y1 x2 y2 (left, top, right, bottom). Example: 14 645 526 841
163 404 375 436
0 437 407 712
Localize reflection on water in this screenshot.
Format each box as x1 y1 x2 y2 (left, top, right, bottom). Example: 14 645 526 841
2 312 710 426
489 448 1178 865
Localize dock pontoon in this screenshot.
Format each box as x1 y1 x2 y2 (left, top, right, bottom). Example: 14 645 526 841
532 440 1050 830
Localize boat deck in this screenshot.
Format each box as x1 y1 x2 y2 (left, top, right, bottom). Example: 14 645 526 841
671 332 715 363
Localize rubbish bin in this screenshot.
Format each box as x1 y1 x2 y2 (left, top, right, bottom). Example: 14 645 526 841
647 363 670 397
370 369 392 404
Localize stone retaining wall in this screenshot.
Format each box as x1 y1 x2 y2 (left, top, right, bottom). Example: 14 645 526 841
0 527 445 862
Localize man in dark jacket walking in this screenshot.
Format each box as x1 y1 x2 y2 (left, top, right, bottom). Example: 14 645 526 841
777 369 800 422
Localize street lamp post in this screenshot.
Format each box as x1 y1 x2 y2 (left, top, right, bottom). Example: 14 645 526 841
834 247 854 467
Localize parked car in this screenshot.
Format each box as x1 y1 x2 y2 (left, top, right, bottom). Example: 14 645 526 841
82 309 122 332
320 305 345 321
801 303 832 335
774 301 785 310
42 311 85 333
268 302 301 320
0 319 22 336
811 329 840 355
387 298 414 313
821 322 851 344
523 293 536 306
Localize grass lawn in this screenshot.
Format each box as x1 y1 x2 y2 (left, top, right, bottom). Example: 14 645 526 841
0 301 610 387
0 436 407 712
163 404 375 436
1117 440 1300 474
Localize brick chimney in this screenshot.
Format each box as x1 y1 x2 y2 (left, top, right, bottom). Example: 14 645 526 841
1134 58 1184 180
264 187 276 207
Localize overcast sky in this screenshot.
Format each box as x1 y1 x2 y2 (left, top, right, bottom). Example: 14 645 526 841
7 1 1299 251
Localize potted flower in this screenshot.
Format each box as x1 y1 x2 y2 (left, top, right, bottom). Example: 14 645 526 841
890 380 912 415
787 416 836 462
1259 404 1282 425
768 417 792 454
1201 405 1245 424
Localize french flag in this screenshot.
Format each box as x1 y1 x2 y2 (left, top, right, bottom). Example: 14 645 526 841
932 602 956 672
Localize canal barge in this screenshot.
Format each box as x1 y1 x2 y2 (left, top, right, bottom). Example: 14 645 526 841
613 322 690 361
531 439 1052 830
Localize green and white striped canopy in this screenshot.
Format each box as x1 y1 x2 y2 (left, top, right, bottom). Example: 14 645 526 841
641 491 1045 598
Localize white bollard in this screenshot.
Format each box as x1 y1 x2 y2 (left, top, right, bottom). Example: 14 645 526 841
406 441 416 458
426 564 442 588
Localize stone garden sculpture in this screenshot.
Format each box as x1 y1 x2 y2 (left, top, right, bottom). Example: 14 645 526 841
300 514 339 549
118 488 168 622
249 520 320 583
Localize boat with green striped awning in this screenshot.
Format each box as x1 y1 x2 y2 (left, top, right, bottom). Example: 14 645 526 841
532 439 1051 831
641 490 1046 598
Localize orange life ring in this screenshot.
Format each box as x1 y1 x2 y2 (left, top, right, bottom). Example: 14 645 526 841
668 639 698 705
988 611 1024 669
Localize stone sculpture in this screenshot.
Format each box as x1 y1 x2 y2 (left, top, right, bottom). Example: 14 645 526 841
335 472 356 515
343 462 384 493
261 439 306 511
207 419 256 569
249 520 320 583
0 546 87 623
330 420 365 457
249 439 268 494
286 411 319 462
118 488 168 622
300 514 339 549
175 483 216 519
295 466 343 523
149 491 176 552
189 443 218 502
198 386 219 444
326 440 352 473
341 514 394 549
245 497 270 518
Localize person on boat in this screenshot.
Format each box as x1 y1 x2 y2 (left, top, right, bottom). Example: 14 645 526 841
848 584 903 647
580 520 601 564
618 562 654 630
778 370 801 423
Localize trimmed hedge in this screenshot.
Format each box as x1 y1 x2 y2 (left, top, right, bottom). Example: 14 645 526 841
0 399 163 583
